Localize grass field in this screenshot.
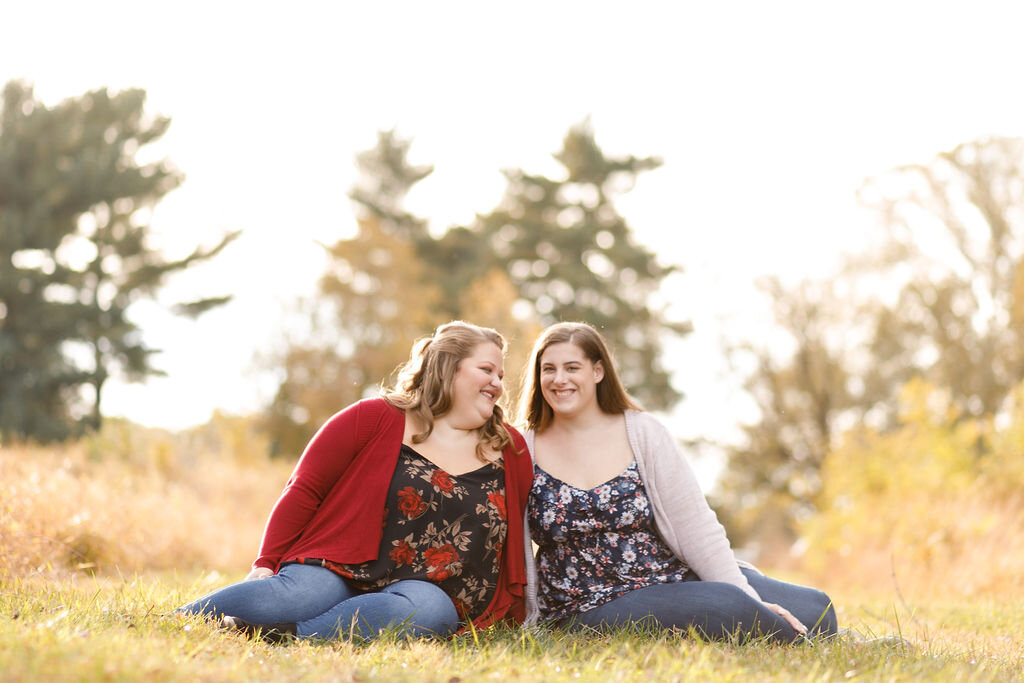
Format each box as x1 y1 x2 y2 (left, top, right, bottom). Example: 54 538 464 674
2 571 1021 682
2 425 1022 681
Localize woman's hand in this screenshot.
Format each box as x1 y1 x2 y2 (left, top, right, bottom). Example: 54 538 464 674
764 602 807 635
245 566 274 581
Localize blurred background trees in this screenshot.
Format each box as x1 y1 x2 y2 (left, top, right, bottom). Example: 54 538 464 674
260 130 444 456
263 124 688 456
856 137 1024 419
8 77 1024 588
470 120 691 409
716 136 1024 554
715 277 856 552
0 80 237 443
2 84 687 454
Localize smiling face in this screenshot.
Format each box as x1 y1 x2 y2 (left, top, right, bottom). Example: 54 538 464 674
448 341 505 428
538 341 605 420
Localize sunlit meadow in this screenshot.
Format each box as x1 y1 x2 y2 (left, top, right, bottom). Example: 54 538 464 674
2 413 1022 681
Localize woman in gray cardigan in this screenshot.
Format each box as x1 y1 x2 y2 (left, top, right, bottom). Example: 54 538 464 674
518 322 836 643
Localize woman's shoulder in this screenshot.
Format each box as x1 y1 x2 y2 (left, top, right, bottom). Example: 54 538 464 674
318 397 402 434
624 408 669 437
324 396 396 420
624 410 682 464
360 396 401 417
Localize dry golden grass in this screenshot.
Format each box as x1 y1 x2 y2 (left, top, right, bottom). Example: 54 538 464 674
789 490 1024 606
0 417 294 578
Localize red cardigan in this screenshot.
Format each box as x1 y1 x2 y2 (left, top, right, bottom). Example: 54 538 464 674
253 397 532 628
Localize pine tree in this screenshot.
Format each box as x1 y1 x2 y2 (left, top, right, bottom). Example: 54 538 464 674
348 129 433 243
469 120 690 409
0 81 237 441
263 130 545 455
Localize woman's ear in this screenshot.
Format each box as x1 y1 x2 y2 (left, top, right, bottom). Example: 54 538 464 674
593 360 605 383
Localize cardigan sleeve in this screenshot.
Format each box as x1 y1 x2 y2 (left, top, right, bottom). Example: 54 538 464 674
628 411 762 601
252 400 371 569
521 429 540 626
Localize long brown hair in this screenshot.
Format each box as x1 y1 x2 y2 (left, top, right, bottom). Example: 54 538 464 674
518 322 642 432
383 321 512 461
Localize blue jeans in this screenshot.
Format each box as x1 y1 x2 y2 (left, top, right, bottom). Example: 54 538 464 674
176 563 459 641
562 568 837 644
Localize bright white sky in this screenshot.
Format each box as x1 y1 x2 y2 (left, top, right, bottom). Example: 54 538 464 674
5 1 1024 464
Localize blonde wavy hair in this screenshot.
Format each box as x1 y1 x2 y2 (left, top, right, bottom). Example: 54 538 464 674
383 321 513 462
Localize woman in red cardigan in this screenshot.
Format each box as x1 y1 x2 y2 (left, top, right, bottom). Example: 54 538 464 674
177 321 532 642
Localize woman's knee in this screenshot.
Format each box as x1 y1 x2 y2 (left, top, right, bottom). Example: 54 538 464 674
741 569 838 636
804 588 838 635
380 580 458 636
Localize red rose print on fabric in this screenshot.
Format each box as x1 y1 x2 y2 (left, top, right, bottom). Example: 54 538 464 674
330 448 506 623
389 540 415 566
431 469 455 494
488 491 507 520
397 486 428 518
424 543 460 581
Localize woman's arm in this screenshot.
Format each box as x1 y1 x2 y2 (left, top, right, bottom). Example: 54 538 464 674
629 412 761 599
636 419 808 633
251 401 371 569
521 429 541 626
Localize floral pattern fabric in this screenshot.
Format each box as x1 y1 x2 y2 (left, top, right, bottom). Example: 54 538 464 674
528 461 691 621
323 445 508 622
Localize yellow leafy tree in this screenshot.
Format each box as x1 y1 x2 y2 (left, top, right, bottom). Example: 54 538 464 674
799 378 1024 597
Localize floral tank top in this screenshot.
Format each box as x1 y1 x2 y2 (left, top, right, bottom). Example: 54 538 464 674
528 461 691 620
295 445 508 622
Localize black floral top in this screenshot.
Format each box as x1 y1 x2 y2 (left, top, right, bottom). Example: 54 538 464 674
528 461 691 620
318 445 507 621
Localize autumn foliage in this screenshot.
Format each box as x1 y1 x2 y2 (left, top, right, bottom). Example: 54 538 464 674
797 379 1024 598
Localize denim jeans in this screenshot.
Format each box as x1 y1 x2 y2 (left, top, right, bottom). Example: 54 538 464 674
176 562 459 641
562 568 837 644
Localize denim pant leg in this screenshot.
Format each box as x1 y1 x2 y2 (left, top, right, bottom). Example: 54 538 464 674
741 567 838 637
176 563 357 624
299 579 459 641
567 581 798 643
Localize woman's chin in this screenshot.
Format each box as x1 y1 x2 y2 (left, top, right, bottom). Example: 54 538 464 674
548 400 577 417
